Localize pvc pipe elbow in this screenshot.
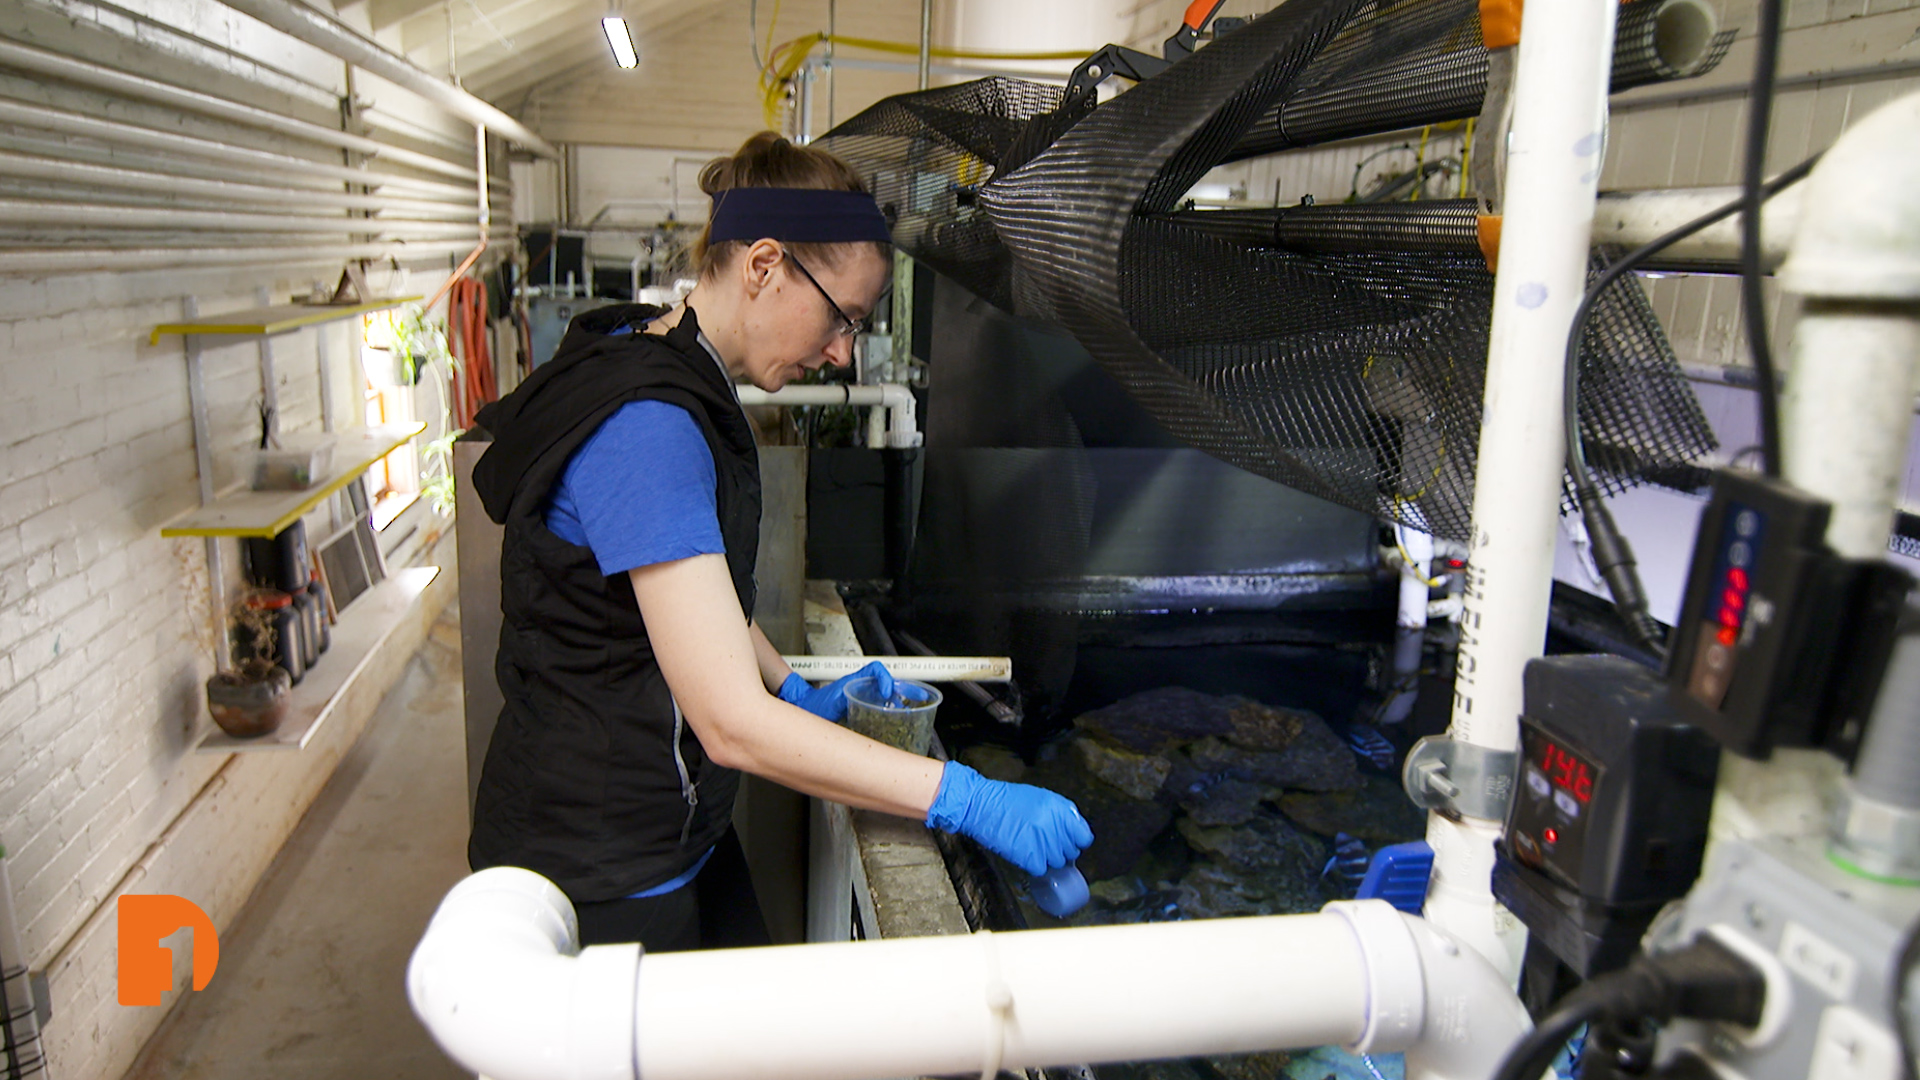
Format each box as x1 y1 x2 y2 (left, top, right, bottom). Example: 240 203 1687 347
1779 91 1920 301
407 868 639 1080
1325 900 1532 1080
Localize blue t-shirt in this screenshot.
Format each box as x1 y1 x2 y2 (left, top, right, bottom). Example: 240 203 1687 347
545 399 725 575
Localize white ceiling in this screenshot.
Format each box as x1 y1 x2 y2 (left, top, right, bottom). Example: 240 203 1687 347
361 0 735 108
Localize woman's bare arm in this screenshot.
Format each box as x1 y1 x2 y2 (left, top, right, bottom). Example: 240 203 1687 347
746 620 795 695
630 554 942 818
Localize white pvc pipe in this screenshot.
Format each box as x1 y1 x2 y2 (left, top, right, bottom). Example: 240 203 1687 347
1430 0 1621 981
207 0 560 159
1778 90 1920 558
0 151 476 217
410 868 1531 1080
1592 184 1801 268
0 240 481 274
0 97 470 198
737 382 922 448
1384 525 1434 724
0 199 481 237
0 37 479 182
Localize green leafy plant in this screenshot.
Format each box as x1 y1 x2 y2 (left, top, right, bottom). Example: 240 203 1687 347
421 429 464 518
390 303 455 385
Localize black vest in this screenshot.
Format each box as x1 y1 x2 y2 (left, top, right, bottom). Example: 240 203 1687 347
467 304 762 902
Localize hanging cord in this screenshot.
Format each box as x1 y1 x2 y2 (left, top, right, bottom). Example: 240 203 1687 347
1491 937 1765 1080
1562 152 1821 658
1740 0 1787 478
449 277 496 429
1896 912 1920 1080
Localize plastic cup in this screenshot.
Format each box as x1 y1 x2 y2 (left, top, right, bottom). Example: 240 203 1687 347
843 677 943 756
1031 862 1090 918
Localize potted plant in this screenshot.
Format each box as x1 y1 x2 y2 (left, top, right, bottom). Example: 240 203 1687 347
205 594 293 738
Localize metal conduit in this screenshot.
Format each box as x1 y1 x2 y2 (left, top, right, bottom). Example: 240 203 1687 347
0 97 474 197
207 0 560 159
0 37 480 184
0 199 486 236
0 239 488 274
0 151 478 218
0 127 461 203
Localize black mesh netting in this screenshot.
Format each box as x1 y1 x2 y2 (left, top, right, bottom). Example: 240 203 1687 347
1225 0 1734 160
819 0 1717 544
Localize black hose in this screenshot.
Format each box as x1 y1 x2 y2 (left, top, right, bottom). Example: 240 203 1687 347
1561 152 1821 658
1740 0 1788 478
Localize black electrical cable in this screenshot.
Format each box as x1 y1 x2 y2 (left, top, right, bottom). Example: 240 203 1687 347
1897 913 1920 1080
1561 152 1821 658
1741 0 1788 479
1491 938 1767 1080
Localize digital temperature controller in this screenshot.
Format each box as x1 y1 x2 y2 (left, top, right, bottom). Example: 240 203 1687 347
1512 726 1605 879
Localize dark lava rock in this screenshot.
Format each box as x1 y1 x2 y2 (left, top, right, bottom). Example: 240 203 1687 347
1174 862 1268 919
1175 777 1269 827
1177 814 1327 876
1023 758 1174 883
1222 699 1313 751
1278 774 1428 844
1185 725 1362 793
1072 686 1236 755
1209 1051 1295 1080
1073 735 1173 800
956 743 1027 783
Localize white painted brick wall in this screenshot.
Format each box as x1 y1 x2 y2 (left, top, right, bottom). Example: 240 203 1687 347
0 3 478 1074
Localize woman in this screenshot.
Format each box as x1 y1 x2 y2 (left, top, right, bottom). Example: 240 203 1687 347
468 133 1091 951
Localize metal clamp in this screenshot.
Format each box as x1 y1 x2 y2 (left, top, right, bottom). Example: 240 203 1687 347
1402 736 1518 821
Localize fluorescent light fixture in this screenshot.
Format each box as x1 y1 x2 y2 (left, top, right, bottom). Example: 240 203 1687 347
603 16 637 69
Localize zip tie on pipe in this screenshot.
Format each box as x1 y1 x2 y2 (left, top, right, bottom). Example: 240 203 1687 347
979 930 1013 1080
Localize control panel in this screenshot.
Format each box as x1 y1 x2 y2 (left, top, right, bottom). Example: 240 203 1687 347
1667 471 1911 761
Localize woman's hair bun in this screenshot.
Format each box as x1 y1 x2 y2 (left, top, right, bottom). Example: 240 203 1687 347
698 131 865 196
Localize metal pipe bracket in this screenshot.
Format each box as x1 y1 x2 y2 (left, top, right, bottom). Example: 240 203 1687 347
1402 736 1518 821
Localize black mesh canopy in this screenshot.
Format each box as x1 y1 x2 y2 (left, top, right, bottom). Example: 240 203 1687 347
820 0 1716 544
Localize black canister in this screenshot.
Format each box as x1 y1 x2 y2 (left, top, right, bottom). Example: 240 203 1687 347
242 520 312 594
310 578 332 654
295 588 321 669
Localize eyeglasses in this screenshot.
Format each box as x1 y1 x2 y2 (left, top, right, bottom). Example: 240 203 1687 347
785 253 876 339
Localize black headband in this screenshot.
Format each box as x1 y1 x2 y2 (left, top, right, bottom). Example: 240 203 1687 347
708 187 892 245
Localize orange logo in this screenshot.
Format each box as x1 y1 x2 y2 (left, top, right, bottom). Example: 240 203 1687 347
118 895 219 1006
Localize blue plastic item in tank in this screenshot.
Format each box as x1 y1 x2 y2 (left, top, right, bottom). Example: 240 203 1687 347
1030 862 1090 918
1355 840 1434 914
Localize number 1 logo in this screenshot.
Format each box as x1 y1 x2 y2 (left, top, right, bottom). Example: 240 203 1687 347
118 895 219 1006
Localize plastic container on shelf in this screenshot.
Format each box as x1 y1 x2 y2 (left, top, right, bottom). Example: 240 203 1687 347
245 434 336 491
843 677 942 756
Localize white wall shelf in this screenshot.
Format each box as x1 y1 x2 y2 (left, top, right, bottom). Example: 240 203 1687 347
160 422 426 539
197 566 438 754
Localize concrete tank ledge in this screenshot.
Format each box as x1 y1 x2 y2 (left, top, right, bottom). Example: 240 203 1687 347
804 582 971 942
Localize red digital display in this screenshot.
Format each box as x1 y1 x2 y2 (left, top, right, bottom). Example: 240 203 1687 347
1539 739 1595 803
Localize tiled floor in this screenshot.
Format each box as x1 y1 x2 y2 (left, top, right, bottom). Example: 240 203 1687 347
124 605 473 1080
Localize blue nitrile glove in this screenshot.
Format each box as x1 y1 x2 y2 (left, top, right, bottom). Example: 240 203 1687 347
925 761 1094 877
777 660 895 722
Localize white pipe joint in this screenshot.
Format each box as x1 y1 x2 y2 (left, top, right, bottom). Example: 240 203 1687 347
1778 91 1920 303
409 870 1531 1080
406 868 637 1080
1775 91 1920 560
737 382 923 448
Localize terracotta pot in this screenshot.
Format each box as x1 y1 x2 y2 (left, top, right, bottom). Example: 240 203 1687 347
206 661 292 738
